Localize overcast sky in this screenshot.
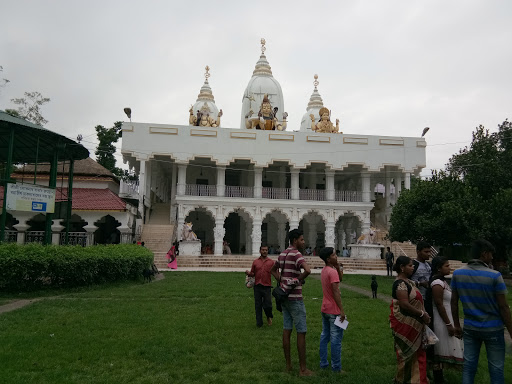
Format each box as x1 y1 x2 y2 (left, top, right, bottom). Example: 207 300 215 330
1 0 511 176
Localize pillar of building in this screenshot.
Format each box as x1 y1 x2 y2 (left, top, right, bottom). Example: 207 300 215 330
404 172 411 190
51 221 65 245
326 169 335 201
245 221 252 255
83 225 97 246
177 163 187 196
118 226 132 244
214 219 225 256
13 223 29 245
277 222 287 252
216 165 226 197
138 159 146 219
395 174 402 197
291 169 300 200
385 169 391 207
251 220 262 257
361 172 371 203
325 220 336 248
254 166 263 198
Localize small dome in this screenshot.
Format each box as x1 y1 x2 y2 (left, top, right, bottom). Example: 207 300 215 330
191 66 220 124
240 39 286 129
300 74 325 132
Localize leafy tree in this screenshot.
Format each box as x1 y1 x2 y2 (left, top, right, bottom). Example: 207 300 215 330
95 121 123 177
5 91 50 126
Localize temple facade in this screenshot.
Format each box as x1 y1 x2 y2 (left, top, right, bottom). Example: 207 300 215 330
121 39 426 256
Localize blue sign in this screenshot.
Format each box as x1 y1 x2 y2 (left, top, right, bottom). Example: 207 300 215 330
32 202 47 212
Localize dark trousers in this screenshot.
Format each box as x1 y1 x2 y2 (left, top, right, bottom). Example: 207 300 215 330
386 263 393 276
254 284 273 327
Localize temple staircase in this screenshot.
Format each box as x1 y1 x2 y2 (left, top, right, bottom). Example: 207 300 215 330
141 203 175 267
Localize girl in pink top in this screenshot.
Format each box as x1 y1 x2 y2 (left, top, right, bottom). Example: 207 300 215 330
319 247 345 372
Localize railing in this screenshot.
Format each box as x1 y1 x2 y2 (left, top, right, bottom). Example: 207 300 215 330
262 187 290 200
335 190 362 202
25 231 45 244
2 230 18 243
119 179 139 195
225 186 254 198
185 184 217 196
299 189 326 201
60 232 87 246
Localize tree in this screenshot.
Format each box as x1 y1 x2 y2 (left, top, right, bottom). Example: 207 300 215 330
95 121 123 176
5 91 50 126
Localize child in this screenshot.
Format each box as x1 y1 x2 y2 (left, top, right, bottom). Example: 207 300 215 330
318 247 345 372
371 275 378 298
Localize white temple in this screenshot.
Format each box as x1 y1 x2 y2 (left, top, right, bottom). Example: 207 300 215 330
121 39 426 257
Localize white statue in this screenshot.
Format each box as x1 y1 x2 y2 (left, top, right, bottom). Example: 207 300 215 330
181 222 198 241
357 227 378 245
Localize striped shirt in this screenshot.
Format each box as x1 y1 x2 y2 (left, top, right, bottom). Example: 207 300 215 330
275 246 305 301
451 259 508 332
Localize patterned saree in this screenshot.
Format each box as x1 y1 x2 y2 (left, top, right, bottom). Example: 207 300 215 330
389 279 428 384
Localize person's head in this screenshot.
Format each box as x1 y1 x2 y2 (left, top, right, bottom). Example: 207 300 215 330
288 229 305 251
319 247 336 266
432 256 450 278
416 241 431 262
471 239 495 265
387 246 391 252
371 275 377 281
259 245 268 258
393 256 414 277
319 107 330 121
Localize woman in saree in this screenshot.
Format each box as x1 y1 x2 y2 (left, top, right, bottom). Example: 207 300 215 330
166 241 178 270
390 256 431 384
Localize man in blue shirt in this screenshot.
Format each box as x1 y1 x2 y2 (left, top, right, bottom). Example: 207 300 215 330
451 239 512 384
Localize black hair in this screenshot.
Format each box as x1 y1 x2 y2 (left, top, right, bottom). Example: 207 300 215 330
371 275 377 280
416 241 431 252
260 244 268 250
471 239 495 259
319 247 334 264
288 229 303 245
430 256 448 282
393 255 411 274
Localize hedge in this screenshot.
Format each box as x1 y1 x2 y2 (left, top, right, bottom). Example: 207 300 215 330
0 243 154 291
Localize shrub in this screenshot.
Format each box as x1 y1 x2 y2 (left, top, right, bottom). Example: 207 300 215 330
0 243 153 291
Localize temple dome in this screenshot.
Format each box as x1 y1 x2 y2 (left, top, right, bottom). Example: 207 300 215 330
240 39 286 129
190 66 220 125
300 74 325 132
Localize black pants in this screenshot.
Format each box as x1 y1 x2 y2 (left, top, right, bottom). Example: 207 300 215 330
254 284 273 327
386 263 393 276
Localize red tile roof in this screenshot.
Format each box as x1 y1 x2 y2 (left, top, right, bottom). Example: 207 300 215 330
1 187 127 211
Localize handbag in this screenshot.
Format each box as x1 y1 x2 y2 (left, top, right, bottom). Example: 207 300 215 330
272 251 291 312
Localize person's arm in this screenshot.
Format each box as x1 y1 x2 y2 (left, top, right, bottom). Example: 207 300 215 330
297 261 311 282
496 293 512 339
432 283 455 336
450 287 462 338
331 281 345 322
271 261 280 281
396 288 430 325
246 261 256 277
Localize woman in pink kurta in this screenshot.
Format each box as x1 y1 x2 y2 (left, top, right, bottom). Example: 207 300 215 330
166 243 178 269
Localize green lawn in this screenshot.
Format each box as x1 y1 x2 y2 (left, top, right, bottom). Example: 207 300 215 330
0 272 510 383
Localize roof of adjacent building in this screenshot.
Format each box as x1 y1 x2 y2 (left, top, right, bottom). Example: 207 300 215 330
0 187 127 211
15 157 115 178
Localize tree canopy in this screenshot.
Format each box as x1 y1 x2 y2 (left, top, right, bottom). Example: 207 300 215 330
5 91 50 126
389 120 512 262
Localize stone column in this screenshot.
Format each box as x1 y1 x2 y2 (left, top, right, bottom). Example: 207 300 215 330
385 170 391 207
138 159 146 219
254 166 262 198
361 172 371 203
84 225 97 246
177 164 187 196
404 172 411 190
217 165 226 197
251 220 262 257
51 221 65 245
291 169 300 200
289 220 299 231
214 219 225 256
246 221 252 255
169 163 177 222
13 223 29 245
118 226 132 244
307 221 317 250
325 220 336 248
326 169 335 201
362 211 371 235
277 222 287 252
395 174 402 198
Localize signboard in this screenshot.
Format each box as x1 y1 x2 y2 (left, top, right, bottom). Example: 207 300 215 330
5 183 56 213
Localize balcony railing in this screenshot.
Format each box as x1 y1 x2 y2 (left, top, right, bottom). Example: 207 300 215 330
262 187 290 200
60 232 87 246
225 185 254 198
335 190 362 202
185 184 217 196
25 231 45 244
2 230 17 243
299 189 326 201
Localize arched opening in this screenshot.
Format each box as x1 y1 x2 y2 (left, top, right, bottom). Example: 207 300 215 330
335 214 362 255
262 210 289 254
26 213 46 243
224 209 252 254
184 207 215 254
94 215 121 244
299 211 325 256
3 213 19 242
60 214 87 246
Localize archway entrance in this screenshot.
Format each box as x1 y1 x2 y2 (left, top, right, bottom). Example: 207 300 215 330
224 209 252 254
94 215 121 244
299 211 325 255
184 208 215 254
262 210 289 254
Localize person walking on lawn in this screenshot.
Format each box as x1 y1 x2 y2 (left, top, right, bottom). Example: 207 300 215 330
271 229 313 376
318 246 346 373
451 239 512 384
245 245 274 327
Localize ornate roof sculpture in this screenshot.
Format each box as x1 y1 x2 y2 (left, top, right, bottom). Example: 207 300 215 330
189 66 223 127
240 39 287 130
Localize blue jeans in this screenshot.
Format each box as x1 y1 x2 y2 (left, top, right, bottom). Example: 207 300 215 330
319 312 344 371
462 328 505 384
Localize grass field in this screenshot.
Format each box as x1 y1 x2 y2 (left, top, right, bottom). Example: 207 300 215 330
0 272 511 383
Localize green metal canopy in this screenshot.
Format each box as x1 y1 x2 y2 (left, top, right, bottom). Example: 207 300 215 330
0 110 89 162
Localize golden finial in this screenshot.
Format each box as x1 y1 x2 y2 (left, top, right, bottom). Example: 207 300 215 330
260 38 266 54
314 74 319 89
205 65 211 80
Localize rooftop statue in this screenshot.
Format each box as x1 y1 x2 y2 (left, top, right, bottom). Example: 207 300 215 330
244 94 288 130
310 107 340 133
189 102 223 127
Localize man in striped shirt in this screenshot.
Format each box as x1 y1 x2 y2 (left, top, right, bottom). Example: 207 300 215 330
271 229 313 376
451 239 512 384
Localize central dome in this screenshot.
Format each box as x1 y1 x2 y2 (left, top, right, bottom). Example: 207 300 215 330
240 39 285 129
